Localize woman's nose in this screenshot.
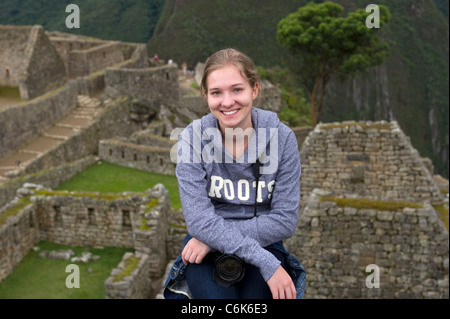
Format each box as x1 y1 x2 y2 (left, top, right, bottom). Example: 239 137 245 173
221 92 235 107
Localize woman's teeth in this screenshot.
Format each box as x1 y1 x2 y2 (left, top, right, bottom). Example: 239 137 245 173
223 109 238 115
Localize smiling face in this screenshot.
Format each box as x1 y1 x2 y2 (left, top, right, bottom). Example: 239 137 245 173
206 63 259 133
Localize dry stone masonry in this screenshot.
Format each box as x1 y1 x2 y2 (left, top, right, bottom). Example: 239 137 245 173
300 121 443 204
286 188 449 299
0 183 171 284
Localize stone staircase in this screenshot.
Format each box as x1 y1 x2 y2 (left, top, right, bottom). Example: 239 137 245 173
0 95 104 185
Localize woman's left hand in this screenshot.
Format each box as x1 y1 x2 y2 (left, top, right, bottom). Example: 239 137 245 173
182 237 211 265
267 265 296 299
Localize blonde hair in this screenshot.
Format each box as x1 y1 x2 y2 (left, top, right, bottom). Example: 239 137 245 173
201 48 261 105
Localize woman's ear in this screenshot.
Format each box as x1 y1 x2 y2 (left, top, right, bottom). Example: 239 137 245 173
252 82 259 100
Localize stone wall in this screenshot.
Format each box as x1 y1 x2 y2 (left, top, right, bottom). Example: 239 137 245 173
286 189 449 299
0 156 96 209
0 25 33 87
300 121 443 204
104 251 153 299
98 138 175 176
259 79 282 113
0 183 171 282
68 42 125 78
21 26 67 100
166 209 188 260
0 81 78 160
0 202 38 282
50 36 104 75
0 25 67 100
104 64 181 120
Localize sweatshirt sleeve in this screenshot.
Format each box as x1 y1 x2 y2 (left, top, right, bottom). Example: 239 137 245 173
176 126 280 282
228 129 301 247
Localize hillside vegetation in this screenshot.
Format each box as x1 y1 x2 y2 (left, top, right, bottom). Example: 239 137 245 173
148 0 449 178
0 0 164 43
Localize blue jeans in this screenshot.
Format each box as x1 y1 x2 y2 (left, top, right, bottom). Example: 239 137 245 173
186 247 286 299
163 233 306 299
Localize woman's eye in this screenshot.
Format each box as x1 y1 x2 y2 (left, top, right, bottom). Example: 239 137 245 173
210 91 220 96
233 88 243 93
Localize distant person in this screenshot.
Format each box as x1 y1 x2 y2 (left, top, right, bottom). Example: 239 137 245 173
188 64 194 77
153 54 159 63
163 48 306 299
182 62 187 78
168 59 173 64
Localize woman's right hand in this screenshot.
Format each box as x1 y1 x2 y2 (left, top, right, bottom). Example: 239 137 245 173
182 237 211 265
267 265 296 299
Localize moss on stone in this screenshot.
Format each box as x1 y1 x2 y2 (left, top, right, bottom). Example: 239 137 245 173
34 189 146 201
433 204 449 231
320 196 423 211
0 198 31 227
112 256 140 282
138 198 160 230
320 122 392 131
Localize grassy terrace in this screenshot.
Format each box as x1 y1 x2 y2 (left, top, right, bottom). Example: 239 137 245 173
0 241 132 299
54 161 181 209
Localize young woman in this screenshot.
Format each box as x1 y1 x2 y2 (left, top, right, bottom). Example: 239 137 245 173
164 48 305 299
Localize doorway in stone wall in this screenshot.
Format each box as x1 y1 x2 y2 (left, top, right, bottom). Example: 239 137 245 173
0 86 21 110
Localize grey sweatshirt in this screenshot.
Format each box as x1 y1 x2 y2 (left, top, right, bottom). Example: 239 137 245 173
175 107 301 281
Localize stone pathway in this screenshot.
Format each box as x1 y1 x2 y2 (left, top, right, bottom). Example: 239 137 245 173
0 95 104 184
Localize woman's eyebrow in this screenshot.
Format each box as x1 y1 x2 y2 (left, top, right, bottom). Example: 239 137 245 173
208 83 245 91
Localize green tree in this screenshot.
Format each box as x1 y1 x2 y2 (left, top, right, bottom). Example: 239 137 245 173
277 2 391 125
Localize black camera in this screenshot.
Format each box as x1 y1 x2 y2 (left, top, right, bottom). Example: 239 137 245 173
209 251 246 287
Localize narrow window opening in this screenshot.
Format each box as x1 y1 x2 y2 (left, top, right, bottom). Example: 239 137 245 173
122 210 131 228
53 206 62 226
88 208 96 225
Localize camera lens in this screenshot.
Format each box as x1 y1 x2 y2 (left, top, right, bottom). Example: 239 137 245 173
216 255 244 281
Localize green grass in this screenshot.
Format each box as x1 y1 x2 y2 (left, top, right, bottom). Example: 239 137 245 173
0 241 133 299
55 161 181 209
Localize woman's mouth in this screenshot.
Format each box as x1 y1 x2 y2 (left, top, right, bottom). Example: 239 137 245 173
221 109 239 116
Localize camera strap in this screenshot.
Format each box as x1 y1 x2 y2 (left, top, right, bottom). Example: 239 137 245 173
252 158 263 218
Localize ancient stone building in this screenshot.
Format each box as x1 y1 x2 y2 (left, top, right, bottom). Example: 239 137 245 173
284 121 449 299
0 183 171 283
286 189 449 299
0 25 67 100
299 121 443 204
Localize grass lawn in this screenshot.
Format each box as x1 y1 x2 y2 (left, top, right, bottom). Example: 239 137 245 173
55 160 181 209
0 241 133 299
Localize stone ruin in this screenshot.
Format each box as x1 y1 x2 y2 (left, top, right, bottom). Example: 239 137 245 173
0 25 67 100
286 121 449 298
0 182 175 298
0 24 448 299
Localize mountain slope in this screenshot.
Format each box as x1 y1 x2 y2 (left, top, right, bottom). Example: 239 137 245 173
0 0 164 43
148 0 449 178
